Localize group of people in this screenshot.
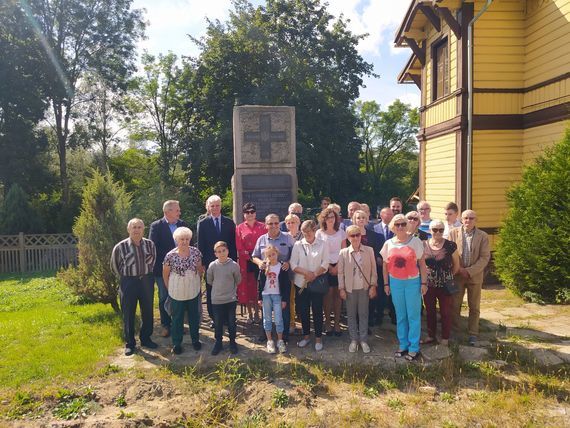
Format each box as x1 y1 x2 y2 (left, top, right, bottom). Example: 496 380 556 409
111 195 490 360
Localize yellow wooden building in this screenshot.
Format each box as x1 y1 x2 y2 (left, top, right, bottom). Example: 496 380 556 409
395 0 570 245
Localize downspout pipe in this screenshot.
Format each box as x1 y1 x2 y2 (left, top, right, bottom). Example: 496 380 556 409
467 0 494 209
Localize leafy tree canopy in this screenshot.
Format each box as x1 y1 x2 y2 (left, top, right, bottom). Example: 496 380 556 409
183 0 375 202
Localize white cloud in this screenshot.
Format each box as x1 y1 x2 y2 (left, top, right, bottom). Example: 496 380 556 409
325 0 411 56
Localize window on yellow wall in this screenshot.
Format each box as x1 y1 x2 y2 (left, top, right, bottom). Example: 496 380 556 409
433 38 449 101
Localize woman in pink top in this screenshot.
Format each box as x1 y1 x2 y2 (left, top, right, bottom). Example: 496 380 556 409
235 203 266 323
381 214 428 361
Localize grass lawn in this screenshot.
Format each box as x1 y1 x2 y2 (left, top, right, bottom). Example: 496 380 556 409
0 272 122 393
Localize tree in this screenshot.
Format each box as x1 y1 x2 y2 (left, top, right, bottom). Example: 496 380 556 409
71 73 129 172
20 0 145 205
354 99 419 204
0 184 42 234
182 0 374 202
0 0 55 197
127 53 190 185
494 129 570 304
58 172 131 312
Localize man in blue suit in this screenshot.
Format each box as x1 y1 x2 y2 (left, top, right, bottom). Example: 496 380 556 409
197 195 237 324
149 200 189 338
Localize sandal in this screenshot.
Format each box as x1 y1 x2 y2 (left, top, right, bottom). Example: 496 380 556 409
420 337 436 345
405 352 422 362
394 349 408 358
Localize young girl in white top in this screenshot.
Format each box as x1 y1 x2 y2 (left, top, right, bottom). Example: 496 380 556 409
257 245 290 354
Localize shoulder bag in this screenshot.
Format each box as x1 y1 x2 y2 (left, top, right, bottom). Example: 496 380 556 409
301 244 328 294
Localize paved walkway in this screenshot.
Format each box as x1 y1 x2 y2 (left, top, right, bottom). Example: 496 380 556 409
111 285 570 370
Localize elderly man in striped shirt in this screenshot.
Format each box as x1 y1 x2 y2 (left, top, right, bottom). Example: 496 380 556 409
111 218 157 356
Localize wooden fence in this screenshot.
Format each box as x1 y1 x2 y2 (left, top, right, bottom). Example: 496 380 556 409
0 233 78 274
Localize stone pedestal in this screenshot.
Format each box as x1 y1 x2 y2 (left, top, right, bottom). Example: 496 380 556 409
232 106 297 222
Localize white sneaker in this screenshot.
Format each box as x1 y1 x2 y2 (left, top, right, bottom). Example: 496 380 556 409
349 340 358 353
315 341 323 351
277 340 287 353
361 342 371 353
267 340 276 354
297 338 311 348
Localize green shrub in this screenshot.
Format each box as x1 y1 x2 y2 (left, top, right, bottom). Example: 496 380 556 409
0 184 42 233
58 171 131 311
494 128 570 304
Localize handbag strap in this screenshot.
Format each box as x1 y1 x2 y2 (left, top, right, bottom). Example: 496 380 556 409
350 251 372 288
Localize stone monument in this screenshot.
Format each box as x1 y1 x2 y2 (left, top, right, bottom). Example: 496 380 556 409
232 105 297 222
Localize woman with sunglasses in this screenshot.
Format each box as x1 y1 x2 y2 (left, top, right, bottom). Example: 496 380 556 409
338 225 378 353
316 207 346 336
380 214 428 361
405 211 429 241
235 203 266 324
422 219 460 346
352 209 385 327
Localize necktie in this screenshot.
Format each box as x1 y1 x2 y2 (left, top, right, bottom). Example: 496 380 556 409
215 217 220 235
384 225 389 239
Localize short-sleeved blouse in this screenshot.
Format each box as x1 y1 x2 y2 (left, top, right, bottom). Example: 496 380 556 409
380 236 424 280
424 239 457 288
316 228 346 264
163 247 202 300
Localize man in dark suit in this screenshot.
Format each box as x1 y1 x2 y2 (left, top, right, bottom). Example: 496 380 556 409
197 195 237 323
149 200 189 338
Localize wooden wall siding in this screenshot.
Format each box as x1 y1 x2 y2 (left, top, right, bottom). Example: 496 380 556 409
523 121 568 163
449 29 458 91
424 95 458 127
474 0 525 88
474 92 523 114
472 130 523 227
523 77 570 113
424 133 457 217
524 0 570 87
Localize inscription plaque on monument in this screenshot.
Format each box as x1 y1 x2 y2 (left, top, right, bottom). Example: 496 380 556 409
232 106 297 221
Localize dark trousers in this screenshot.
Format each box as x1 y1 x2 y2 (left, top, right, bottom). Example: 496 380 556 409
171 294 200 346
206 283 214 320
424 286 452 340
296 287 324 338
119 274 154 348
154 276 171 328
212 301 237 343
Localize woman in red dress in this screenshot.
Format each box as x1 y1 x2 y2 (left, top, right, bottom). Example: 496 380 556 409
235 203 267 323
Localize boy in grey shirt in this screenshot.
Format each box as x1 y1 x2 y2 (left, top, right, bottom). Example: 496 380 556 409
206 241 241 355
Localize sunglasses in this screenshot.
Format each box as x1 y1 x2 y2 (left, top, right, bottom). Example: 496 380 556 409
431 228 444 233
407 217 419 222
266 222 279 226
348 233 361 238
244 210 255 214
325 215 335 220
463 217 475 220
395 222 407 228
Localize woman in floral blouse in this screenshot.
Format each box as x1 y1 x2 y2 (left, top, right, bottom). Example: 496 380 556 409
422 219 460 346
163 227 203 355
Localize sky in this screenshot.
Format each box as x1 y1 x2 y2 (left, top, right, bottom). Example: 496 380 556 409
132 0 420 108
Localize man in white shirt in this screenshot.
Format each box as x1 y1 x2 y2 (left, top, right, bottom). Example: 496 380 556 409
443 202 462 238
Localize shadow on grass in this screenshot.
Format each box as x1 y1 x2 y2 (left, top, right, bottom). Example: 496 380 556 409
0 271 58 283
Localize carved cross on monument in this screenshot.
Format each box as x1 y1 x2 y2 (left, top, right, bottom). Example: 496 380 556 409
243 114 286 160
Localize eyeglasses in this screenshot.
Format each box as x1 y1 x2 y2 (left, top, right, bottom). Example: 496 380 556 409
407 217 419 222
431 228 444 233
348 233 361 238
244 210 255 214
419 208 431 211
395 222 407 228
325 215 335 220
463 217 475 220
291 212 302 216
266 222 279 226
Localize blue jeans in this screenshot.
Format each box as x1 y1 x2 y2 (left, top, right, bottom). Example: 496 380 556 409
262 294 284 334
390 275 422 353
154 276 171 328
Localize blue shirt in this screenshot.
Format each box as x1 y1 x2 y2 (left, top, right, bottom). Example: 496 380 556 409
419 220 432 239
252 232 294 262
